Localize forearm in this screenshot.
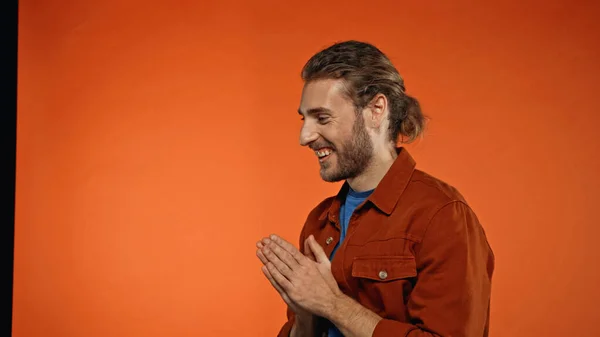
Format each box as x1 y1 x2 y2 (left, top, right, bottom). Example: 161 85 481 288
324 294 441 337
289 315 315 337
324 294 382 337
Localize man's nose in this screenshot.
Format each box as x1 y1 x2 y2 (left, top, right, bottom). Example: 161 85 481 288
299 123 318 147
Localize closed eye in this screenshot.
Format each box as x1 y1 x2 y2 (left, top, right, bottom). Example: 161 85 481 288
298 107 333 124
317 116 330 124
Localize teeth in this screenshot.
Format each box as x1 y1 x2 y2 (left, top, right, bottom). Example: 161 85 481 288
315 149 331 158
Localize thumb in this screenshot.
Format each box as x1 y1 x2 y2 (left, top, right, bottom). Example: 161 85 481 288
306 235 328 263
303 237 316 261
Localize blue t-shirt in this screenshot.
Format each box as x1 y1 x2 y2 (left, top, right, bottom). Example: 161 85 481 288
328 186 373 337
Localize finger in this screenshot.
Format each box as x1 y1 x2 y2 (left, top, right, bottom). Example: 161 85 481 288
268 234 306 264
261 265 294 305
267 240 301 269
265 262 294 292
256 248 269 265
262 246 294 279
306 235 329 263
303 237 316 261
256 241 264 249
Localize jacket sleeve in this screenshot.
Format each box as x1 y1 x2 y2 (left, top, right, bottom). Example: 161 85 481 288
276 310 296 337
276 224 309 337
373 201 494 337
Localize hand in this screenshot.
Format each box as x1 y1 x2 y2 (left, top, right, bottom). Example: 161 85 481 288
256 234 342 318
256 238 310 318
301 235 339 292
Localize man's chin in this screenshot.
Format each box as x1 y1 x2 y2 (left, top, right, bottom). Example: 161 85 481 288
319 168 346 183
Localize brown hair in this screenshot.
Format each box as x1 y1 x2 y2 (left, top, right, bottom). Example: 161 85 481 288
301 40 426 144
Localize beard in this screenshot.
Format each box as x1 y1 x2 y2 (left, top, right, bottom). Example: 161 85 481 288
319 115 374 183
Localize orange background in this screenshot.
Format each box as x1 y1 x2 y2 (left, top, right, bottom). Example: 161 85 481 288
14 1 600 336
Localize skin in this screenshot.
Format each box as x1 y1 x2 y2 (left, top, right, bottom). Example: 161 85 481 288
256 78 400 337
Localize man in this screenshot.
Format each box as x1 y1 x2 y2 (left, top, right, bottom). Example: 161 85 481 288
255 40 494 337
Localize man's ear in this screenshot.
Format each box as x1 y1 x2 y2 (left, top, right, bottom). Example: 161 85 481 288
366 93 388 129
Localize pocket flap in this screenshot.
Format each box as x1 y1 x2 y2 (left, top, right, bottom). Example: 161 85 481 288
351 256 417 282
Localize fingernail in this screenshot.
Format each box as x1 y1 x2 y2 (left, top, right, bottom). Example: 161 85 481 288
270 234 277 240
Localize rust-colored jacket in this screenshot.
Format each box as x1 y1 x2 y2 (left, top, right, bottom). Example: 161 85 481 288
278 148 494 336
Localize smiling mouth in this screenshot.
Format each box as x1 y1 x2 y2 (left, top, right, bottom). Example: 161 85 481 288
315 148 333 162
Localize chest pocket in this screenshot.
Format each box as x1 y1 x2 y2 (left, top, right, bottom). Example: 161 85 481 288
351 255 417 282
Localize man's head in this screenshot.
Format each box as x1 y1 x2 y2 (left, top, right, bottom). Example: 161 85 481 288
297 40 425 183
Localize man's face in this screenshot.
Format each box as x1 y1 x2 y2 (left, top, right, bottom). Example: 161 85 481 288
298 79 374 182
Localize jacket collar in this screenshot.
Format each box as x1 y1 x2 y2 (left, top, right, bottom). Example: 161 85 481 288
319 147 416 223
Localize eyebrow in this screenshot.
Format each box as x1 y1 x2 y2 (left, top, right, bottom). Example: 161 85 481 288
297 107 333 116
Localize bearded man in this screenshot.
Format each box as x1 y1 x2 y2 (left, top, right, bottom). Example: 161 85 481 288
256 40 494 337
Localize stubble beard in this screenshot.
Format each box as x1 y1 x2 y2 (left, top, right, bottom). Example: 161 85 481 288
320 116 374 183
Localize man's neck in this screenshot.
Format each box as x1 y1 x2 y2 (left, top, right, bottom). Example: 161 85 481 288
346 147 398 192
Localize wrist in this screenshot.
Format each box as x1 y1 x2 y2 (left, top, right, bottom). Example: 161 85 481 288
295 313 314 327
323 291 349 322
291 314 314 337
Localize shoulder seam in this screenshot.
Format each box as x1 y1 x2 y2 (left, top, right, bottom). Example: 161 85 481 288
421 199 469 242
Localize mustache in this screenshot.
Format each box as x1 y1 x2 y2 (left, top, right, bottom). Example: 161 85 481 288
309 140 336 151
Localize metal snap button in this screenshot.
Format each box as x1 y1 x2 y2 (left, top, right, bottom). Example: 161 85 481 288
325 237 334 245
378 270 388 280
